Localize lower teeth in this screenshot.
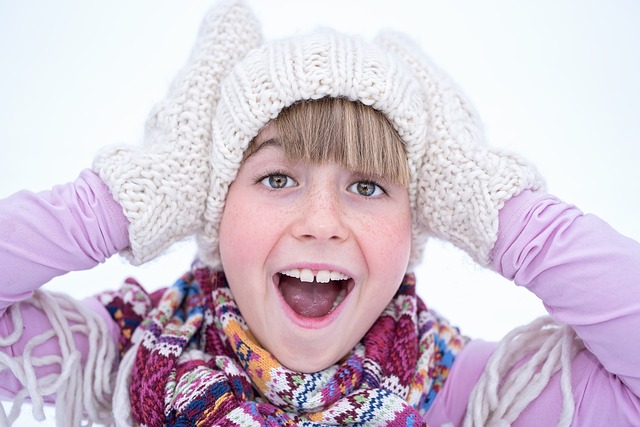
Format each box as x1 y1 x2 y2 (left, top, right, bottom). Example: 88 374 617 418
327 287 347 314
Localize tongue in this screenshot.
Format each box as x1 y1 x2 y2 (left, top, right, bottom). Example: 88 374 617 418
279 275 342 318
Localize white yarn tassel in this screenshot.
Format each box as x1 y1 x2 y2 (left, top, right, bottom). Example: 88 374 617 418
0 290 117 426
464 316 584 427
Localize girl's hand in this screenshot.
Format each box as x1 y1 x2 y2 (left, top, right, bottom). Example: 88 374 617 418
92 1 261 265
377 32 545 267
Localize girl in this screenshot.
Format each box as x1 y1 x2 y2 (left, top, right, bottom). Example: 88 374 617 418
1 1 639 426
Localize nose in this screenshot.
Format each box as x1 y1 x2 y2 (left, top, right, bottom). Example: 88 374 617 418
291 182 350 242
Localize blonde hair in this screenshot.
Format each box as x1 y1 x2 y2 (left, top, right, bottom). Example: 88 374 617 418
245 97 411 186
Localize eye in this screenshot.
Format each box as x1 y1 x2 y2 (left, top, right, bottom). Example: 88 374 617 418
260 173 296 189
349 181 384 197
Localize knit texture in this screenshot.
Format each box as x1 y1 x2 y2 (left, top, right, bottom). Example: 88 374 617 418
92 0 262 264
99 266 467 426
94 0 544 268
375 32 545 265
198 28 429 269
198 24 545 268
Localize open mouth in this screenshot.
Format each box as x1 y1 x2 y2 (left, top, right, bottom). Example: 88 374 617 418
277 268 354 318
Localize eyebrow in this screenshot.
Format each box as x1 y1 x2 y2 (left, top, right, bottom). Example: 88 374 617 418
243 137 282 162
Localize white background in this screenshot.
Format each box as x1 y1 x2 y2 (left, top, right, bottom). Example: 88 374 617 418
1 0 639 424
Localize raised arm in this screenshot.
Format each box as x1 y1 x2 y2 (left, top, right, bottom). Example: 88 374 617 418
494 190 640 425
426 191 640 426
0 169 128 313
0 170 127 424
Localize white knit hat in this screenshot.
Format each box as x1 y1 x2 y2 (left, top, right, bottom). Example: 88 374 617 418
198 29 431 268
95 0 544 270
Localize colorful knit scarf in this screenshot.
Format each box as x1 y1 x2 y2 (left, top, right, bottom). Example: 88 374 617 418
99 266 467 426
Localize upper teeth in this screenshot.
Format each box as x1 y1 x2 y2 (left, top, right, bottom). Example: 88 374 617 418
280 268 350 284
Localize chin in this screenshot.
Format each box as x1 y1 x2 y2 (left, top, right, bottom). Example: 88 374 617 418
274 345 347 373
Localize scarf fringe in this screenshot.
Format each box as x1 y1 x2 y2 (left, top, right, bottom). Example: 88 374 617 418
464 315 584 427
0 289 117 427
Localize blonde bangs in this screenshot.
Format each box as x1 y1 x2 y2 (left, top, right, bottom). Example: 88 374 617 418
247 98 410 186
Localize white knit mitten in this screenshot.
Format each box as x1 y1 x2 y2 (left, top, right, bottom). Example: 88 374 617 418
376 32 545 266
93 1 261 264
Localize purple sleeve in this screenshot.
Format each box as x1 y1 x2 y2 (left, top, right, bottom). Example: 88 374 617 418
425 191 640 425
0 169 129 312
0 170 127 397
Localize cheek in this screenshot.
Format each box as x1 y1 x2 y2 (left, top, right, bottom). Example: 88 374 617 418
353 211 412 340
365 209 412 271
219 196 269 312
219 190 284 273
219 193 259 268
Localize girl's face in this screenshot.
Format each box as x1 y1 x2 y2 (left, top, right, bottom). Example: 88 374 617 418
218 125 412 373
